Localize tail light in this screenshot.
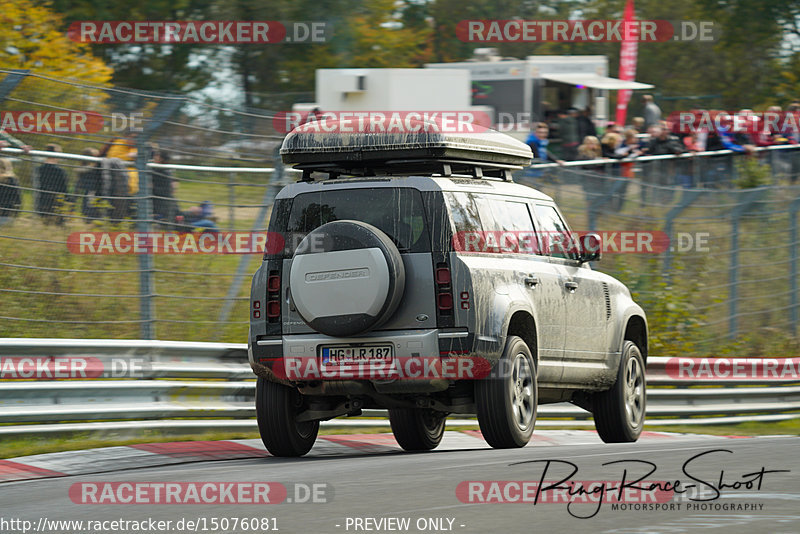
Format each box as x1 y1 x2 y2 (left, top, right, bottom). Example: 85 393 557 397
267 270 281 322
435 262 454 315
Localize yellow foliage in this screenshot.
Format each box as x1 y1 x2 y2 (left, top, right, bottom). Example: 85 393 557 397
0 0 112 85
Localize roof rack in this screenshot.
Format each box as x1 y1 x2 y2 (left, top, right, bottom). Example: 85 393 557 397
280 118 532 182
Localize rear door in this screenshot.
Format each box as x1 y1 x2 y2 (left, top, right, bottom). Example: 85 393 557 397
531 203 610 384
448 192 565 386
282 186 437 334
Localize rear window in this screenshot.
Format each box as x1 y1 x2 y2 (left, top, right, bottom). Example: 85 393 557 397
286 187 430 253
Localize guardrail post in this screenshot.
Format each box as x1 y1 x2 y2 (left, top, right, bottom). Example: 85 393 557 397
790 197 800 335
136 98 183 340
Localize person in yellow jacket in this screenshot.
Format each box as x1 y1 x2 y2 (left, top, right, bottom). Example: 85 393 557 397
101 136 138 195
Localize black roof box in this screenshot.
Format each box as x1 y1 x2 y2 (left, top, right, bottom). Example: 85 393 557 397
280 117 532 176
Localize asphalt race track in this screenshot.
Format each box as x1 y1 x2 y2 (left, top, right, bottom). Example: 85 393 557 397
1 431 798 534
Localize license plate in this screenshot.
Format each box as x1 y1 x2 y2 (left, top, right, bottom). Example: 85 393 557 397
321 344 394 365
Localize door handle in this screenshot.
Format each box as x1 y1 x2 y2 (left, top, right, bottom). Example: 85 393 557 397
524 275 539 287
564 281 578 292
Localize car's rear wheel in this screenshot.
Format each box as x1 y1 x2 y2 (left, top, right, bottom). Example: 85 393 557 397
256 377 319 457
592 340 646 443
475 336 537 448
388 409 446 451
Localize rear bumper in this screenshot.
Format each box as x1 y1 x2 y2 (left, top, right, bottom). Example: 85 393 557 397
249 328 477 392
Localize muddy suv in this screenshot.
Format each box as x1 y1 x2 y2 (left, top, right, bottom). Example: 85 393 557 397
248 122 648 456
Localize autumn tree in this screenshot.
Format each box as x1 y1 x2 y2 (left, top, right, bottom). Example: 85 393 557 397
1 0 112 84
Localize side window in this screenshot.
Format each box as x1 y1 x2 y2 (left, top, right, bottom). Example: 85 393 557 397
445 192 481 234
532 204 578 261
475 195 541 255
488 199 535 233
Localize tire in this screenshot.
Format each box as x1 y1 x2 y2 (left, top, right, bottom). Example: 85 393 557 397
593 340 646 443
388 409 446 451
256 377 319 457
475 336 537 448
289 220 405 337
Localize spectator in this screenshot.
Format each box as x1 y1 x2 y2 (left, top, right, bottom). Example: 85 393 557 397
605 121 621 135
702 123 730 187
36 143 69 225
730 110 757 151
151 149 178 223
558 108 580 160
643 95 662 129
601 132 627 209
523 122 563 183
631 116 646 133
577 135 603 160
526 123 562 162
616 129 643 160
614 129 642 204
645 126 686 156
786 103 800 183
756 105 783 146
785 103 800 144
577 135 608 207
601 132 622 159
177 204 218 233
682 131 702 152
0 158 21 225
75 148 102 220
577 107 597 143
101 135 139 200
644 126 688 189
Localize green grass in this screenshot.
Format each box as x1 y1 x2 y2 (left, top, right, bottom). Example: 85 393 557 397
0 175 272 342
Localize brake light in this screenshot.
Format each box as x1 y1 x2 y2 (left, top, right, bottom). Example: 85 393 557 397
267 270 281 322
267 274 281 292
435 262 453 314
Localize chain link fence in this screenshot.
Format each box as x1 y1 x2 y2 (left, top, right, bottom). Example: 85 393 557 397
3 70 800 353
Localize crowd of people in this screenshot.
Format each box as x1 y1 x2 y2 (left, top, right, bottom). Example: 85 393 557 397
0 133 218 231
525 95 800 191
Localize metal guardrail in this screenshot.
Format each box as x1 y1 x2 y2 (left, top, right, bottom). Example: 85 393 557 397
1 339 798 437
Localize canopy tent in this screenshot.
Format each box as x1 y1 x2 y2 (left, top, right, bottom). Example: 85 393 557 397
541 73 654 91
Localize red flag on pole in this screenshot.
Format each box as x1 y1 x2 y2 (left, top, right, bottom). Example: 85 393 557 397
615 0 638 126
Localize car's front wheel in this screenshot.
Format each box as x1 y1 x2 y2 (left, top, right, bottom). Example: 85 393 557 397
256 377 319 457
592 340 646 443
388 409 446 451
475 336 537 448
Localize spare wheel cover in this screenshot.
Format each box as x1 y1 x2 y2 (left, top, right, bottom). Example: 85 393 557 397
289 220 406 337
